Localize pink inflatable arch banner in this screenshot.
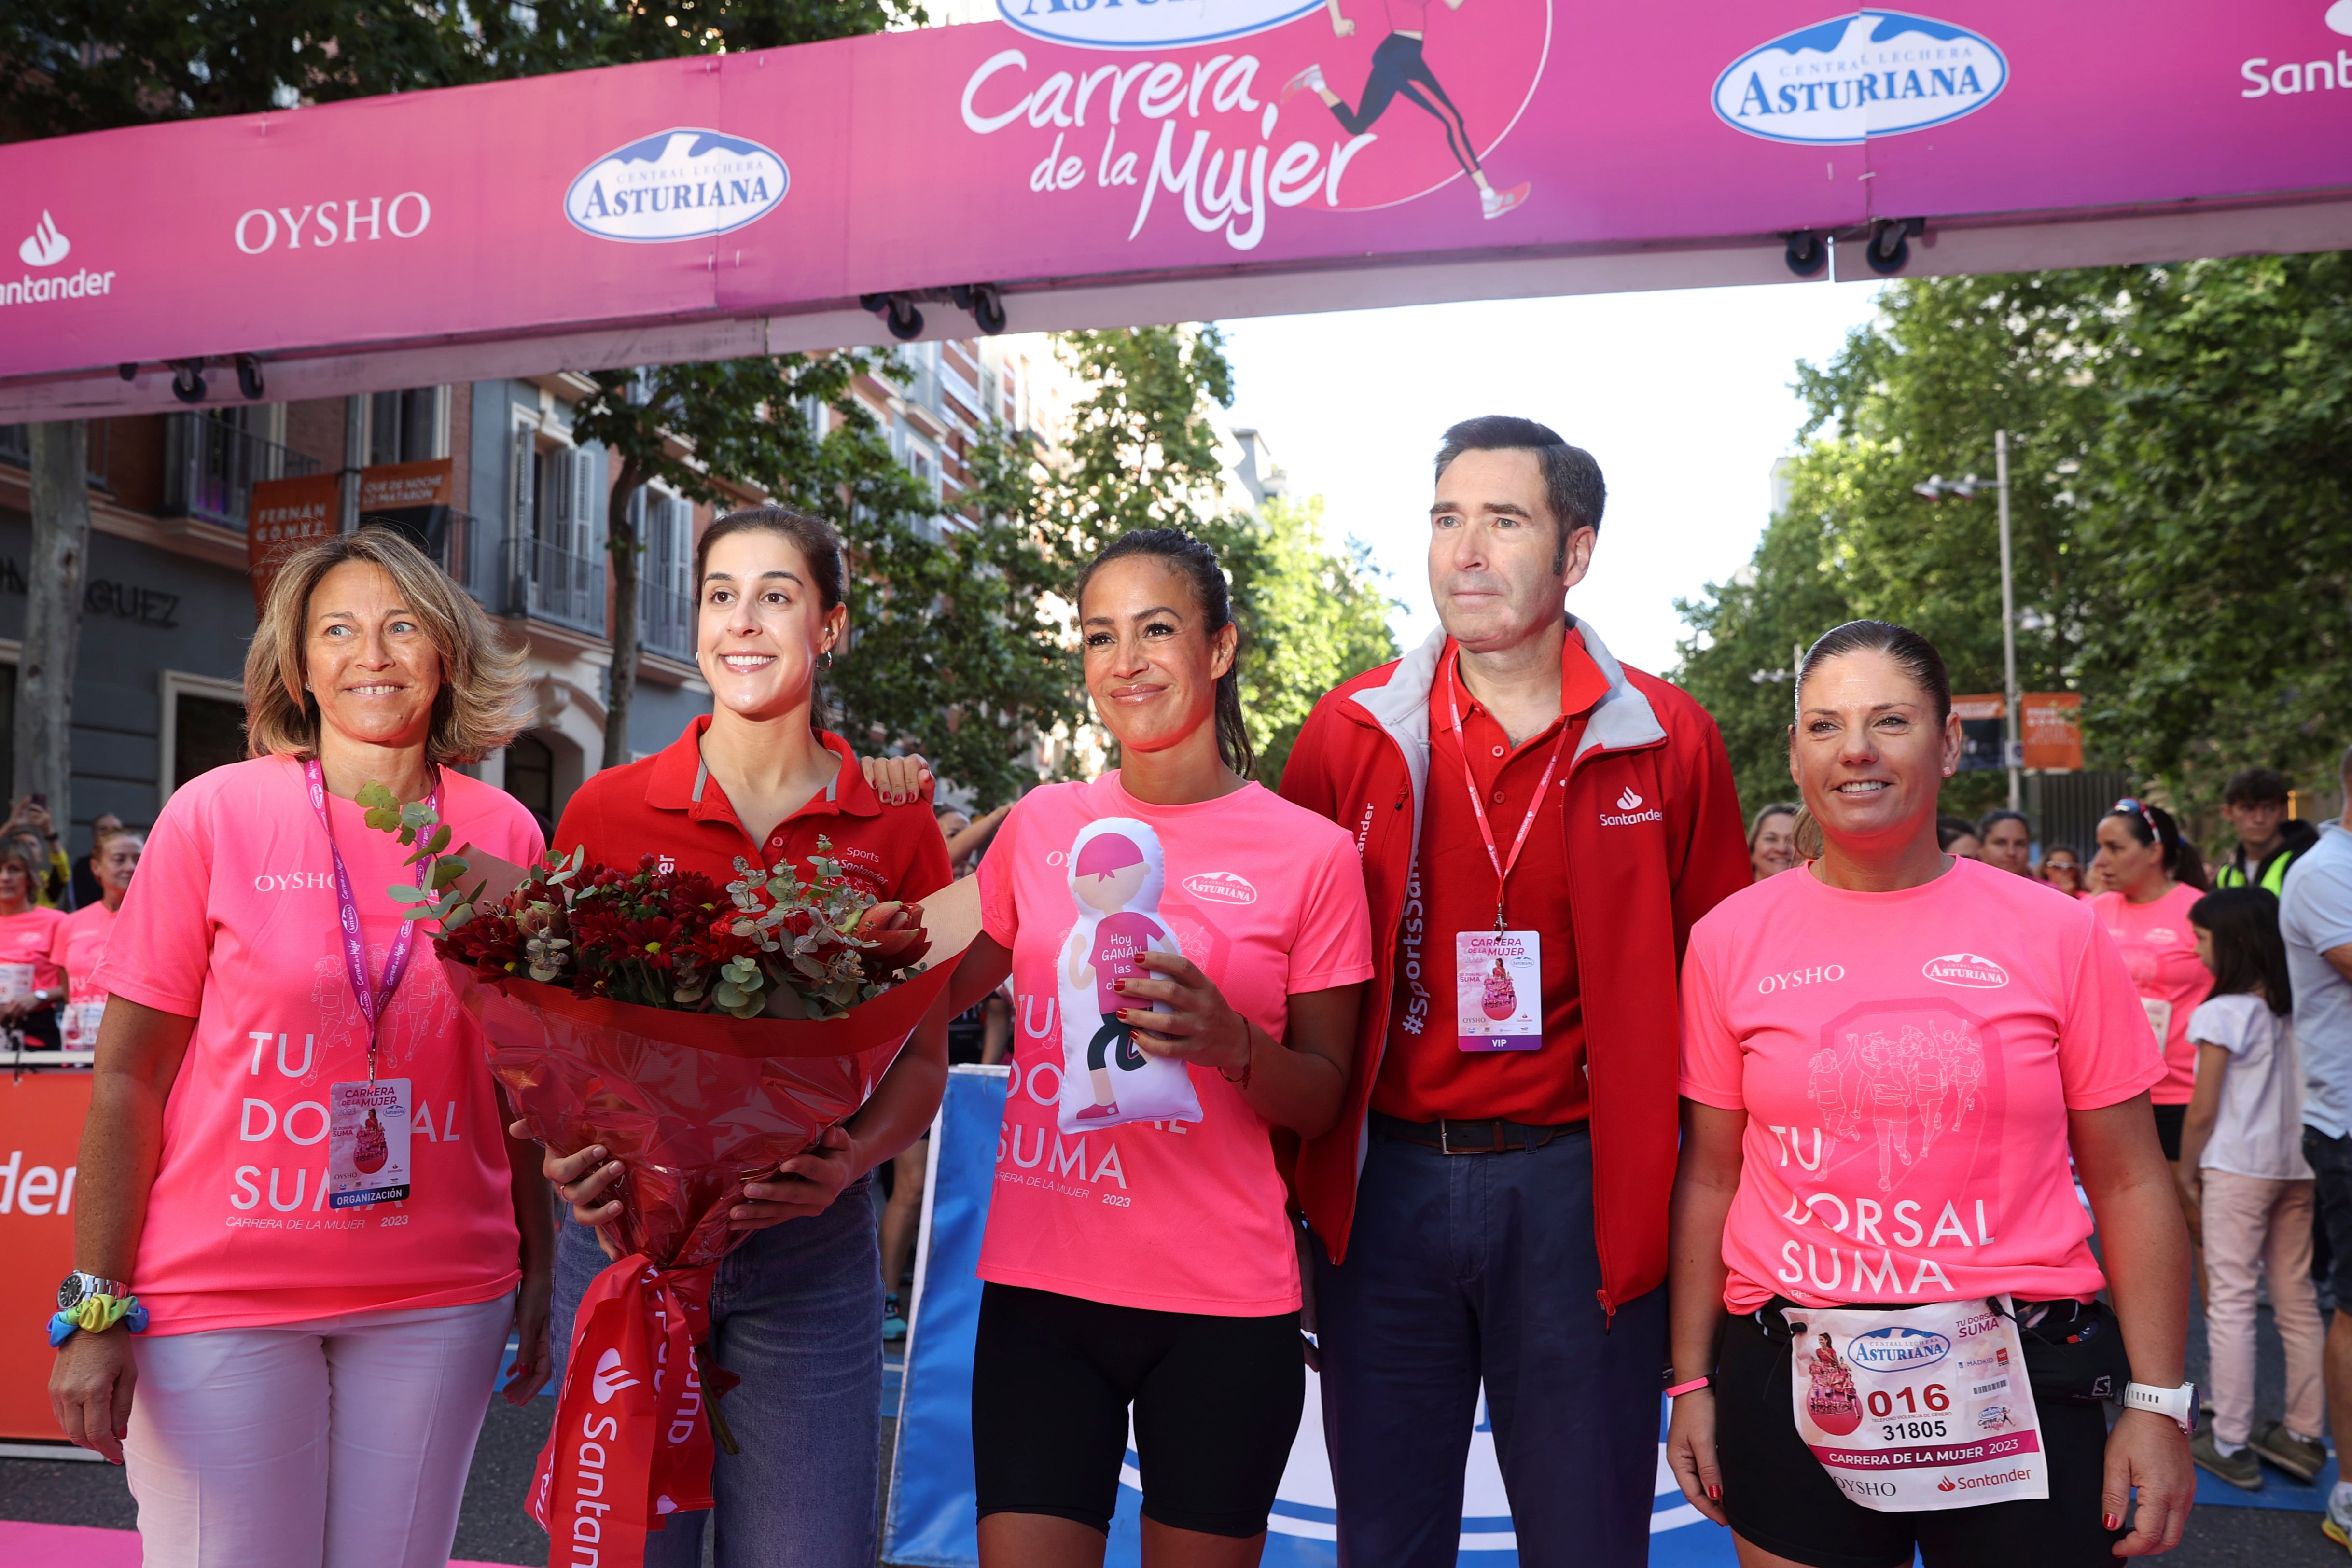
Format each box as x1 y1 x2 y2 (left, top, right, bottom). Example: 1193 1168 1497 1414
3 1 2350 415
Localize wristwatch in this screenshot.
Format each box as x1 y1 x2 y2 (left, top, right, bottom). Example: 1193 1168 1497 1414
2122 1381 2198 1433
57 1272 130 1313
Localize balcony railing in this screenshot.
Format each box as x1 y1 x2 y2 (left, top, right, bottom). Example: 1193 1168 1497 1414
0 422 113 490
639 578 695 663
506 534 605 637
162 413 318 530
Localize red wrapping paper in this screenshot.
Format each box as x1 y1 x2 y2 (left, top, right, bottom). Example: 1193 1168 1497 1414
457 949 963 1568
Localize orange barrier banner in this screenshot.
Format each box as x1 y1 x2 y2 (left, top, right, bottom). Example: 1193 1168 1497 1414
0 1070 91 1441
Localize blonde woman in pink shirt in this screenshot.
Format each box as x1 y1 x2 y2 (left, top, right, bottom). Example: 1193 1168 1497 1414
1664 619 2195 1567
48 530 554 1568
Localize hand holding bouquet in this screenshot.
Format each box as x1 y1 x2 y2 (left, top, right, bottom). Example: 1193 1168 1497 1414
362 784 979 1568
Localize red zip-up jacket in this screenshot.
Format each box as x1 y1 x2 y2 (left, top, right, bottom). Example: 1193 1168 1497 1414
1278 620 1750 1313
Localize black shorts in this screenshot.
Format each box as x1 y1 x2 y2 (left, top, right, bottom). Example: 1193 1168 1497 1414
1714 1298 2130 1568
2151 1100 2186 1162
971 1282 1303 1538
2304 1126 2352 1304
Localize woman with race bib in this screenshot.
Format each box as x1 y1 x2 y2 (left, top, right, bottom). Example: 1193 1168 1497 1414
941 528 1373 1568
1664 620 2195 1565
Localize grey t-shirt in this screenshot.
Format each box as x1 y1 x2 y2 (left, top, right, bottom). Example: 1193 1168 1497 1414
2282 821 2352 1138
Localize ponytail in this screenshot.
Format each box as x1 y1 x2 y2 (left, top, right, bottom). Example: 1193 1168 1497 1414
1075 527 1255 780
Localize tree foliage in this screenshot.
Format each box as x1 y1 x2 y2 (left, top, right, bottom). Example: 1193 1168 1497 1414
0 0 922 138
1226 495 1398 787
1675 254 2352 824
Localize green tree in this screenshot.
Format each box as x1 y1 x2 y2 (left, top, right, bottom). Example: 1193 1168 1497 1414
2072 253 2352 803
1678 254 2352 830
1230 495 1398 787
1676 270 2127 818
1 0 921 137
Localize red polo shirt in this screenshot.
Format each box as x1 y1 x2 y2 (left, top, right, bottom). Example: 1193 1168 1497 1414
550 716 951 907
1372 628 1612 1126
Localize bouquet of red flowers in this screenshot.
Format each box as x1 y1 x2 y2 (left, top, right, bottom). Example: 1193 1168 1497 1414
363 786 975 1568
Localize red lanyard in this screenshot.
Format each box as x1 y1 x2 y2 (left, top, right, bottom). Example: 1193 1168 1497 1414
1445 651 1572 931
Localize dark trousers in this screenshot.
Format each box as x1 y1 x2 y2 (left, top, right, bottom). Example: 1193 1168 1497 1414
1311 1125 1664 1567
1326 33 1481 177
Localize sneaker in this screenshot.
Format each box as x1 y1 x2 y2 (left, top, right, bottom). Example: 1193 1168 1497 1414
882 1296 907 1343
2191 1429 2263 1491
1481 181 1531 220
2252 1420 2328 1484
2327 1513 2352 1554
1076 1101 1120 1122
1281 64 1326 102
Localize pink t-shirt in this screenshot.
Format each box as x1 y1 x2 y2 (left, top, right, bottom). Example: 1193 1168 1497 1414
1680 856 2162 1311
2092 885 2212 1106
95 757 545 1334
1086 910 1168 1016
53 900 116 1007
0 905 66 999
977 773 1374 1316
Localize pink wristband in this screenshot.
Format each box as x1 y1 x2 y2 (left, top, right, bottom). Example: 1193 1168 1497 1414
1665 1375 1711 1398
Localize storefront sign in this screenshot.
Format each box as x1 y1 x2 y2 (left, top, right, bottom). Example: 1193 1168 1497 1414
2020 692 2083 771
247 471 342 612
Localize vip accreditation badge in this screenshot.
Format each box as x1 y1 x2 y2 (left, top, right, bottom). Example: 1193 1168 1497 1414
1784 1296 2047 1512
1455 930 1543 1051
328 1077 413 1208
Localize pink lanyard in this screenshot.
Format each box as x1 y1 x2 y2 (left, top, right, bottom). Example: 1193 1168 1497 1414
303 759 435 1081
1445 651 1572 931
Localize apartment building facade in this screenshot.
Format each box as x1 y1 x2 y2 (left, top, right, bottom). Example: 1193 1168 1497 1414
0 330 1061 854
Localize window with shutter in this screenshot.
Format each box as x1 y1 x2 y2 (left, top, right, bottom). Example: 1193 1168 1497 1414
573 447 599 559
510 425 536 537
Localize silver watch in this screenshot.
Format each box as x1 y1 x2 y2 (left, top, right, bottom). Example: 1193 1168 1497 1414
57 1272 131 1312
2121 1380 2197 1433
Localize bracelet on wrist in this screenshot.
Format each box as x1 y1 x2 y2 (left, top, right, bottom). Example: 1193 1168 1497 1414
1665 1374 1712 1398
1220 1024 1255 1090
48 1293 148 1348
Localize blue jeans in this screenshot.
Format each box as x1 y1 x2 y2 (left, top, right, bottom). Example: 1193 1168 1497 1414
552 1173 883 1568
1311 1125 1665 1568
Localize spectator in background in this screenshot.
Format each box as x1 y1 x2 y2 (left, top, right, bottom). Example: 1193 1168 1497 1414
2279 743 2352 1549
2040 844 2091 900
1747 802 1799 882
1978 808 2034 876
0 837 67 1049
2217 767 2318 896
70 814 125 910
3 798 74 908
52 827 139 1051
1935 814 1984 860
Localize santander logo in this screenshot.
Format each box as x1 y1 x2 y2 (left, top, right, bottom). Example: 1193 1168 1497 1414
591 1348 642 1403
19 211 67 267
1923 952 2009 989
1181 871 1258 905
1615 787 1643 811
1600 785 1663 828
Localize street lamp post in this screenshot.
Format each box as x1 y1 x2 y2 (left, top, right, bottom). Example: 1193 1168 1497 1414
1914 430 2020 809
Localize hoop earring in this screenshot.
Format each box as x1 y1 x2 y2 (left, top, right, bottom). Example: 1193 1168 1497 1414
820 649 834 671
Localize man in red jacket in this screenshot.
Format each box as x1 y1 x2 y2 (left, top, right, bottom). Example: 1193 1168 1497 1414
1279 416 1749 1565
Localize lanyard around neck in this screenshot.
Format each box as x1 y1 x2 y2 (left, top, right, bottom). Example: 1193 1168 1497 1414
303 758 436 1081
1445 649 1572 932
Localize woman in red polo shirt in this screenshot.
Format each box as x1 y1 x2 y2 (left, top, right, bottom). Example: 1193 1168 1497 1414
528 504 951 1568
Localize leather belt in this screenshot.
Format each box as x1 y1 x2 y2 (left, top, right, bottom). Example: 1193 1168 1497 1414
1371 1110 1588 1155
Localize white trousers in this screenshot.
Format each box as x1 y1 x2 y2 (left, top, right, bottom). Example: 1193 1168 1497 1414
124 1292 514 1568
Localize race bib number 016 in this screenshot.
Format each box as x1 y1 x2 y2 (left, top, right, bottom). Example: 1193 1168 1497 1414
1783 1296 2046 1512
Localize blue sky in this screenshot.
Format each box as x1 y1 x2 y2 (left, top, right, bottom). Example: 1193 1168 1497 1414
1220 278 1889 676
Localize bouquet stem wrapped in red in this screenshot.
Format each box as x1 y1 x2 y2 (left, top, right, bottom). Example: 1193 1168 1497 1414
362 789 979 1568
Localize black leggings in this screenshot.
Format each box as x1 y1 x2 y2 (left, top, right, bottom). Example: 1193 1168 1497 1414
972 1283 1304 1538
1324 33 1480 177
1086 1012 1144 1074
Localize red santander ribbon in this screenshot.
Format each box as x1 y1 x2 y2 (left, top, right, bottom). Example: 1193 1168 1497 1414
530 1255 722 1568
